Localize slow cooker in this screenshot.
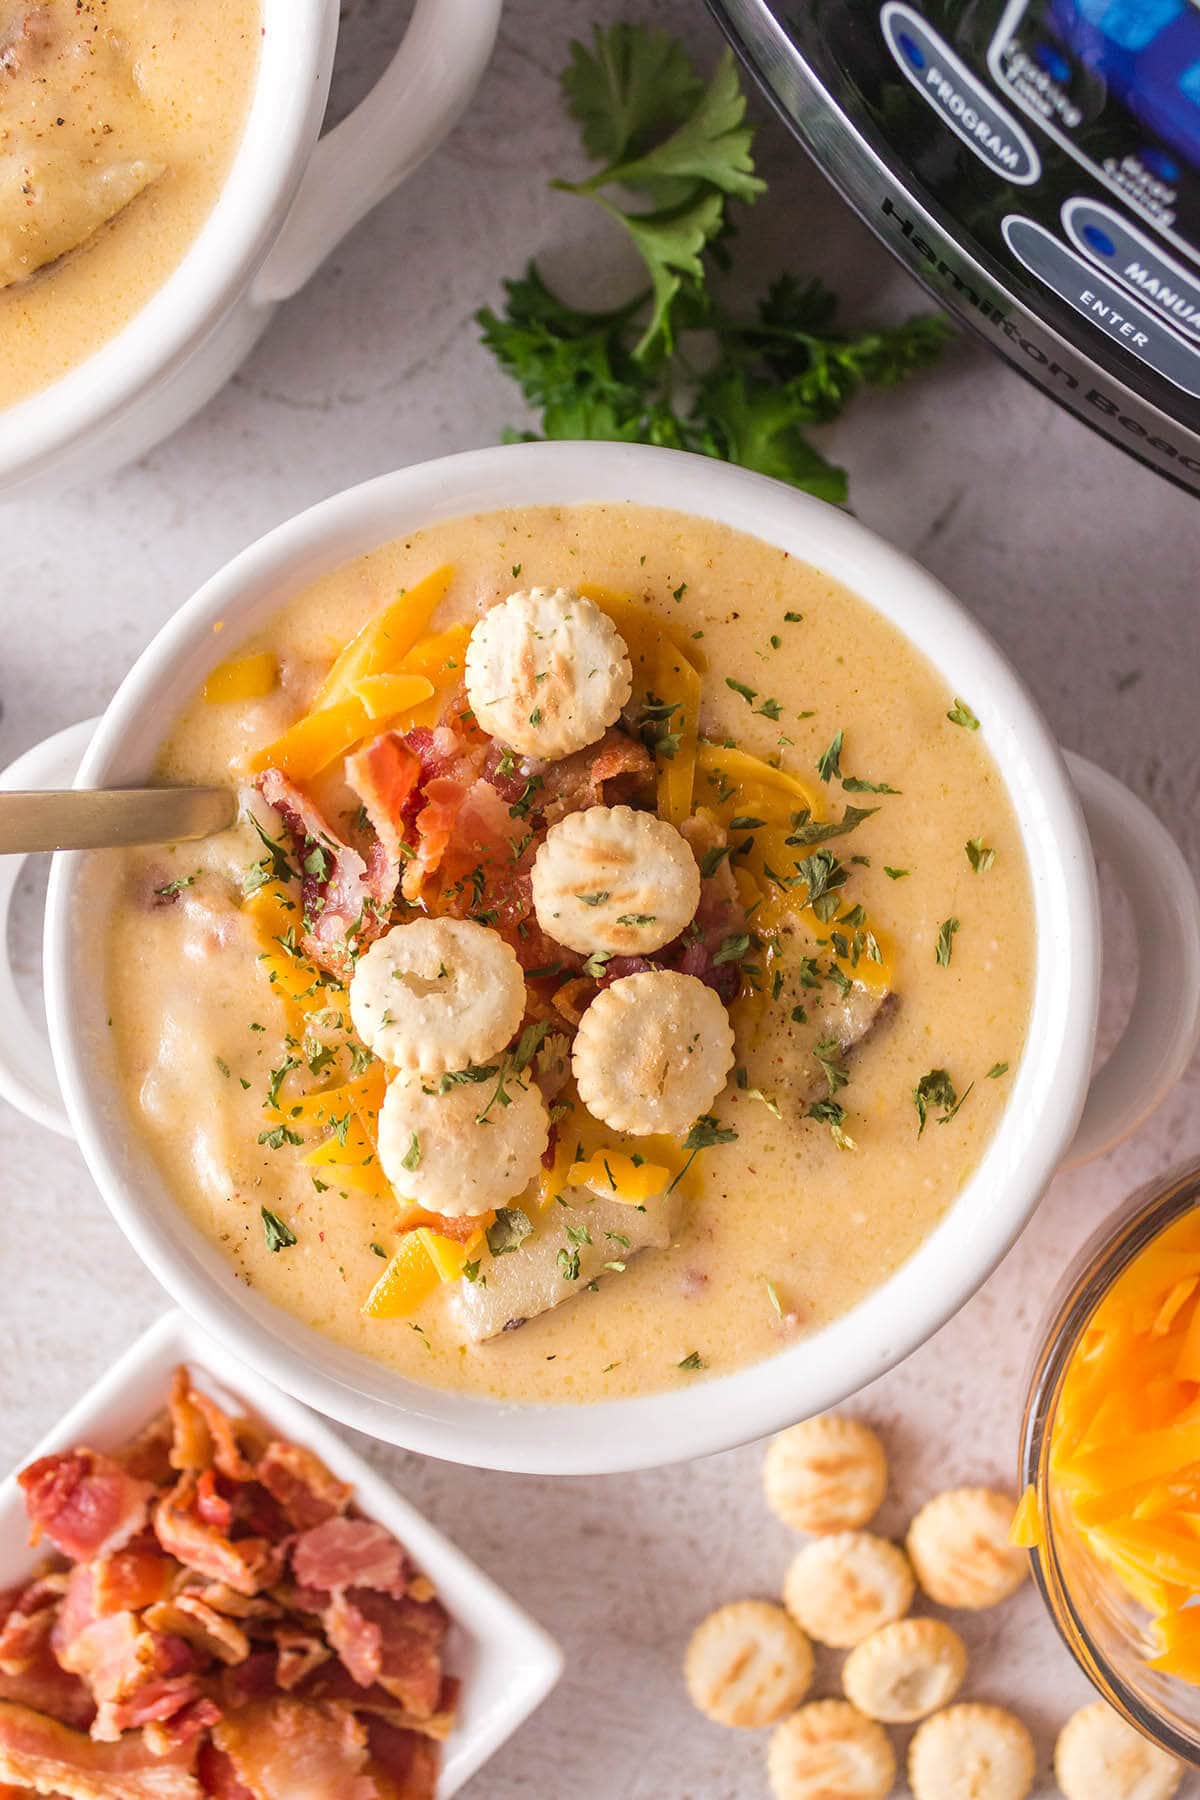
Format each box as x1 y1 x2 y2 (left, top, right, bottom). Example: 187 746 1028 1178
708 0 1200 493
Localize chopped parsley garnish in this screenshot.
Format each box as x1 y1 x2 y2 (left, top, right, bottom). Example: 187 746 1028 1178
303 844 333 882
462 1259 483 1283
987 1061 1009 1079
786 804 876 846
668 1114 737 1192
966 837 996 873
726 677 757 706
529 706 543 727
757 696 783 720
883 866 909 880
913 1068 958 1136
583 948 613 978
244 813 299 891
636 693 683 760
784 610 802 623
806 1096 856 1151
816 729 843 782
370 1242 388 1258
935 917 960 966
487 1207 533 1256
699 842 733 879
677 1351 706 1371
729 815 765 830
947 698 980 730
765 1279 783 1318
812 1036 849 1095
475 1019 553 1124
617 913 656 926
577 890 611 906
794 848 847 921
842 774 900 795
258 1124 303 1150
712 931 751 966
154 873 196 898
401 1131 421 1172
265 1054 301 1110
215 1057 230 1079
261 1207 297 1252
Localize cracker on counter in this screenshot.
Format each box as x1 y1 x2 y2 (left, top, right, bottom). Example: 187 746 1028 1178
782 1531 914 1649
906 1487 1028 1610
766 1699 895 1800
908 1702 1035 1800
1054 1699 1182 1800
763 1415 888 1534
683 1599 814 1729
841 1617 967 1723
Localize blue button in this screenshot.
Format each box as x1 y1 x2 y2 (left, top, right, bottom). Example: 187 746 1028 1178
897 30 924 70
1076 0 1184 52
880 3 1041 184
1063 196 1200 342
1004 214 1200 395
1082 222 1117 257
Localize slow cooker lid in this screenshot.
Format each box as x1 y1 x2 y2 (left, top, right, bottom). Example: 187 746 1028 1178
709 0 1200 495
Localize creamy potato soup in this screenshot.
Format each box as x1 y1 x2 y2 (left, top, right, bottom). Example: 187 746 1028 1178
0 0 259 406
106 504 1034 1404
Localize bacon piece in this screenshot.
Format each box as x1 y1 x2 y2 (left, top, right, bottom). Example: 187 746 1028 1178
197 1741 255 1799
91 1672 205 1745
116 1413 175 1488
401 776 467 903
216 1650 277 1714
298 1662 457 1741
167 1374 212 1476
291 1521 407 1601
153 1478 283 1599
0 1584 93 1733
19 1452 155 1564
255 1444 351 1533
273 1626 329 1692
330 1595 445 1717
212 1698 376 1800
0 1700 200 1798
186 1392 257 1486
191 1587 279 1625
364 1717 440 1800
142 1597 249 1668
535 728 653 824
258 770 395 979
345 736 421 873
193 1473 232 1534
93 1541 174 1617
143 1696 222 1758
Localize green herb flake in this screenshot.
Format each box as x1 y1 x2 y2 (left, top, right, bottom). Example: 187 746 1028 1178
986 1061 1010 1079
966 837 996 873
884 866 909 880
913 1068 957 1136
261 1207 297 1253
401 1131 421 1172
486 1207 533 1257
947 698 980 730
154 874 196 898
935 917 960 966
677 1350 706 1371
816 729 843 782
668 1114 737 1192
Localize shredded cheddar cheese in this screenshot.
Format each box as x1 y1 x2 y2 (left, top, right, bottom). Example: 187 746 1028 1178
1049 1209 1200 1680
203 651 276 704
313 564 454 709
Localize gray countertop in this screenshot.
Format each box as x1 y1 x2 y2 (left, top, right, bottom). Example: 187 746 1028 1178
1 2 1197 1794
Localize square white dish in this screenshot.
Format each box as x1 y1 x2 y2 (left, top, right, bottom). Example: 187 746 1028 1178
0 1308 563 1795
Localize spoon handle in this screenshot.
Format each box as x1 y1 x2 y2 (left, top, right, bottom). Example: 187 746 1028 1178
0 788 238 853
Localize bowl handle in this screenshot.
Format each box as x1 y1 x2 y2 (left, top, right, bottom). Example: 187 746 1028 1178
1064 750 1200 1167
251 0 503 305
0 719 98 1137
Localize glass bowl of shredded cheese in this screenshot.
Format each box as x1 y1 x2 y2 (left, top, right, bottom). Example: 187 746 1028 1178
1019 1159 1200 1765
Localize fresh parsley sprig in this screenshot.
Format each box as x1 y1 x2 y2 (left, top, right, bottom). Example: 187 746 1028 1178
477 24 951 505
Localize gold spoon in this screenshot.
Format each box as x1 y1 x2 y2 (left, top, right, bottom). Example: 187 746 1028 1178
0 786 238 853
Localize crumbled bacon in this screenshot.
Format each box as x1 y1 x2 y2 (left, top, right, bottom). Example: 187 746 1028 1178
19 1452 155 1565
291 1520 407 1601
8 1369 457 1791
255 1443 352 1533
0 1700 198 1797
345 735 421 875
258 769 397 979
